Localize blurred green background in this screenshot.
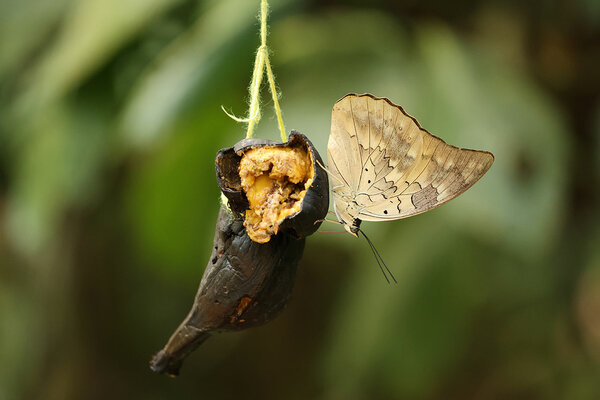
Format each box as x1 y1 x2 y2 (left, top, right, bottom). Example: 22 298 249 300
1 0 599 399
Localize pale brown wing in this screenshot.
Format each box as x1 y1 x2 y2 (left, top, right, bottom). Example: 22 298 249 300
327 96 364 192
328 94 494 223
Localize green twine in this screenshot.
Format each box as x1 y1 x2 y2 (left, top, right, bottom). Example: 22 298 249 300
222 0 287 142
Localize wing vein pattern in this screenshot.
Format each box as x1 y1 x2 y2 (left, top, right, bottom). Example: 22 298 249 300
327 94 494 225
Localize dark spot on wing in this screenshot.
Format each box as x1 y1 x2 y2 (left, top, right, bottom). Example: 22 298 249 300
411 185 439 210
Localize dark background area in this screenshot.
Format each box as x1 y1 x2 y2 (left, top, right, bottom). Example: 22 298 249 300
1 0 599 399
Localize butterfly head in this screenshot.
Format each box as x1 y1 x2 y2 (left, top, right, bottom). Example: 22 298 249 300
333 201 362 237
341 218 361 237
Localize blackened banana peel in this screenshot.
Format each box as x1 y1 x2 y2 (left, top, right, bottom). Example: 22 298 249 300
150 131 328 376
149 206 305 376
218 130 329 241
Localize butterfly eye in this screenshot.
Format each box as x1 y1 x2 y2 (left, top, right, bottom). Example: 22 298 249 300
384 210 388 214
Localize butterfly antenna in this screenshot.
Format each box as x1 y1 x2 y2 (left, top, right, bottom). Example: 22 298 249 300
359 230 390 284
359 229 398 284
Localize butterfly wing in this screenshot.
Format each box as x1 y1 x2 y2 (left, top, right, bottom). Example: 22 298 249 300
328 94 494 223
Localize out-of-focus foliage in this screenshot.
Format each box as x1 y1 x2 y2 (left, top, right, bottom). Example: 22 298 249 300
0 0 598 399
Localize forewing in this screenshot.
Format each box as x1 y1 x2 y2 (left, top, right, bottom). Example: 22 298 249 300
327 96 364 191
328 94 424 194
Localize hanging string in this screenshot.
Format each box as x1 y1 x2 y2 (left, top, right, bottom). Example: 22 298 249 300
222 0 286 142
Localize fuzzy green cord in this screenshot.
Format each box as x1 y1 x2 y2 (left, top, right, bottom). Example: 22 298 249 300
222 0 287 142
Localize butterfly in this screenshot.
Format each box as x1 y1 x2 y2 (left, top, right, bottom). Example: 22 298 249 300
327 93 494 237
